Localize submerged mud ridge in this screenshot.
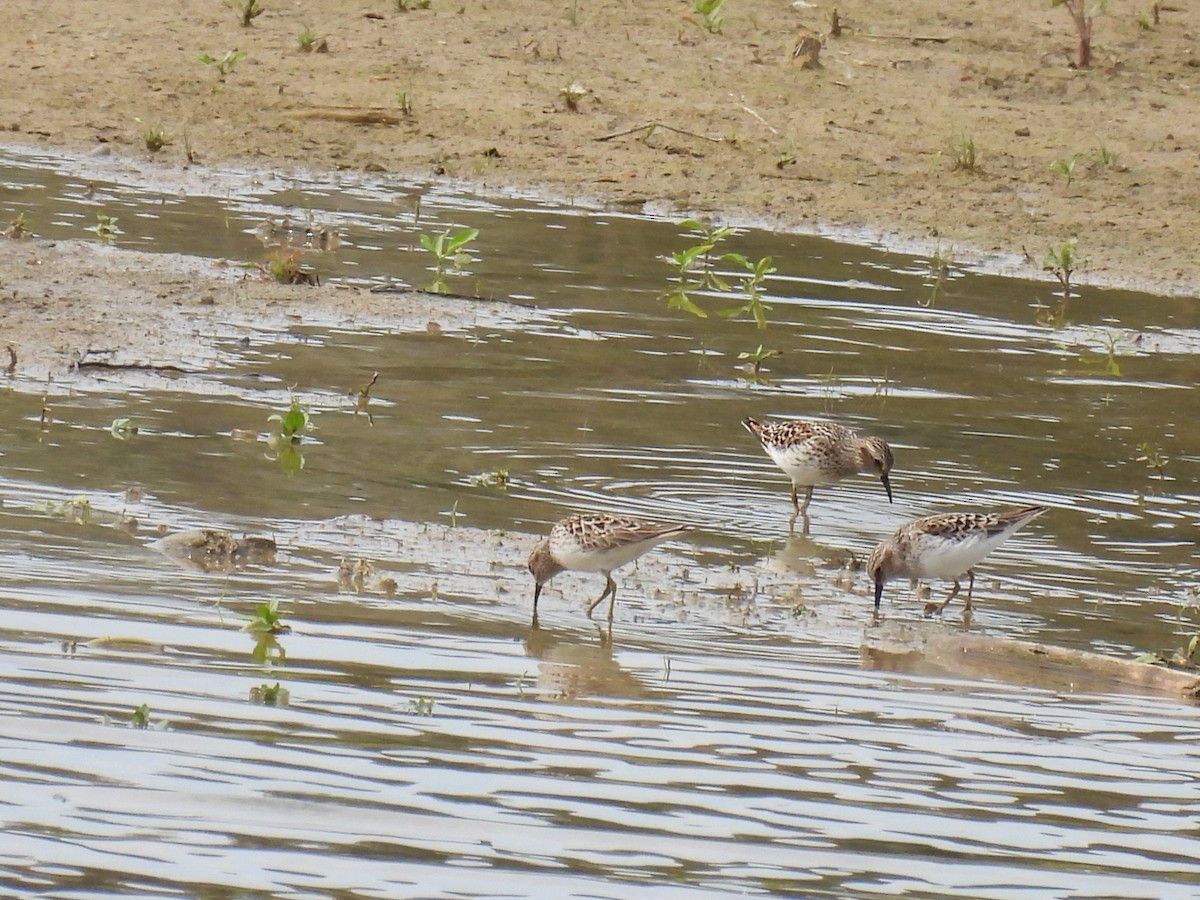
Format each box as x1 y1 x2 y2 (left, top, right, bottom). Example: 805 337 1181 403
0 239 543 382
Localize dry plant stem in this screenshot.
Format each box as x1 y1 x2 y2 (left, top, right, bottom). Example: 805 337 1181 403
595 121 723 143
1060 0 1093 68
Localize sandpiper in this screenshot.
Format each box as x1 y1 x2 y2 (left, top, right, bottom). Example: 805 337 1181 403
527 513 690 624
742 417 894 514
867 505 1049 615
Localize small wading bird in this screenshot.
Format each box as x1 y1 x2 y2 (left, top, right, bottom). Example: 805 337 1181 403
742 417 895 515
867 505 1049 616
528 513 690 625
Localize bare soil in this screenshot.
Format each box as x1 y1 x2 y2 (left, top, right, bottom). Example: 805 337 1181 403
2 0 1199 298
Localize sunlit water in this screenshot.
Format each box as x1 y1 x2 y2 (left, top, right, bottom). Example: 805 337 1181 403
1 146 1198 897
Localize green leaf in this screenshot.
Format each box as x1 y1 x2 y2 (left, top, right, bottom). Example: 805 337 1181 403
666 289 707 318
445 228 478 253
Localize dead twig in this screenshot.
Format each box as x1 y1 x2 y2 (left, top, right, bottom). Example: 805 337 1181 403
288 108 404 126
595 121 723 143
739 104 779 135
860 33 950 44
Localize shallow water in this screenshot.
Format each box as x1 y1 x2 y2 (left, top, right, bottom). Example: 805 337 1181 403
1 146 1199 897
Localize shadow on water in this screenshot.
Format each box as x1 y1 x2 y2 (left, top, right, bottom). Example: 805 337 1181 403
1 145 1199 896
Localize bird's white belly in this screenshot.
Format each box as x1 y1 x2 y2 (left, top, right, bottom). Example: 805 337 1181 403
767 445 838 486
910 534 998 579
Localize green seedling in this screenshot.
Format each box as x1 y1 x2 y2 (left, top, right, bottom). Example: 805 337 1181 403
919 243 955 308
737 345 782 378
243 599 291 635
948 133 980 172
1051 152 1084 186
560 82 590 111
661 218 737 318
688 0 726 33
396 0 431 9
1136 587 1200 669
33 496 93 524
409 696 435 716
226 0 264 27
94 213 121 243
249 682 290 705
139 124 167 153
4 212 30 239
418 226 479 292
110 417 139 440
1136 441 1169 478
1052 0 1108 68
1043 237 1084 306
1095 141 1119 168
469 469 510 489
297 25 321 52
265 249 319 285
196 50 247 90
131 704 151 729
718 253 775 328
682 218 735 289
268 395 311 443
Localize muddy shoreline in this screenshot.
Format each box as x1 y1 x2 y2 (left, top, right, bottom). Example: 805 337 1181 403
2 1 1199 296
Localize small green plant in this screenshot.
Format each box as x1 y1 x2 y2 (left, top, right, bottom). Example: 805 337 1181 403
737 345 782 378
408 696 435 715
718 253 776 329
265 249 319 285
1136 441 1169 478
1095 141 1119 168
226 0 264 27
4 212 30 239
297 25 320 52
140 124 167 152
1137 587 1200 669
560 82 590 112
249 682 290 705
196 50 247 90
469 469 510 489
948 133 980 172
131 704 151 729
1043 238 1084 306
418 227 479 292
919 243 955 308
1052 0 1109 68
396 0 431 9
1081 330 1124 376
268 395 311 443
662 218 736 317
243 599 291 635
689 0 727 33
110 417 139 440
1050 152 1084 186
94 213 121 243
396 90 414 117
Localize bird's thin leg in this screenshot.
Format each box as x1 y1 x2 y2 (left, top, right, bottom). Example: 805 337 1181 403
606 575 617 622
963 570 975 612
798 486 814 514
934 579 962 614
586 575 615 619
790 485 800 513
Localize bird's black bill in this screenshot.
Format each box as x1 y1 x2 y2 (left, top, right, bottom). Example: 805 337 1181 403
881 473 894 503
533 582 543 617
873 576 884 610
